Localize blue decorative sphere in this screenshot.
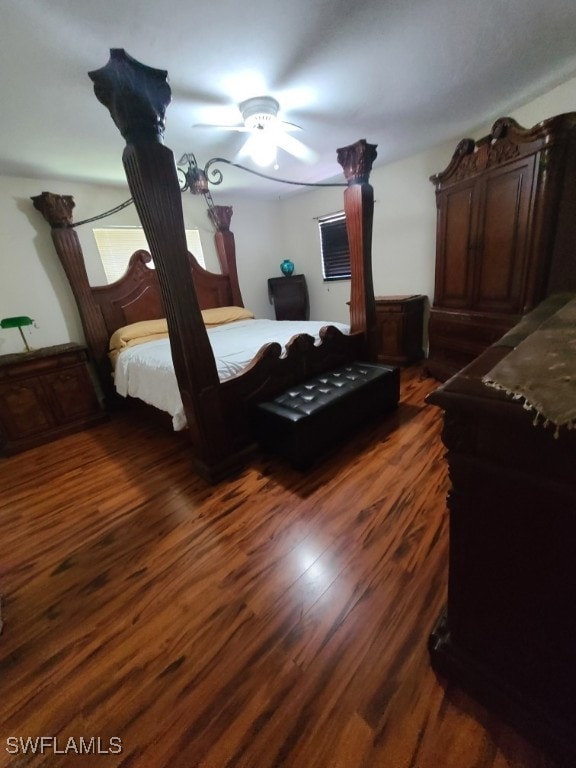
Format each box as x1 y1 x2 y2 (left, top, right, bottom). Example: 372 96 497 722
280 259 295 277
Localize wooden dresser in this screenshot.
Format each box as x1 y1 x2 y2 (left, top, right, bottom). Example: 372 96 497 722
374 295 425 365
428 112 576 381
426 295 576 765
0 343 106 455
267 275 310 321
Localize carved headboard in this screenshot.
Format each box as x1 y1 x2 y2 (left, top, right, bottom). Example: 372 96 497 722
32 191 243 401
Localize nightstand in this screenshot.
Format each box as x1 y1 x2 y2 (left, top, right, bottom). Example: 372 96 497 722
0 343 107 455
375 295 426 365
268 275 310 320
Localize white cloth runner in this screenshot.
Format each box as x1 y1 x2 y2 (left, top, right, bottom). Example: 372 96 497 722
482 298 576 435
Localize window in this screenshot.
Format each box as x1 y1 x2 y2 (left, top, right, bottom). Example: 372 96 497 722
318 212 351 281
93 227 205 283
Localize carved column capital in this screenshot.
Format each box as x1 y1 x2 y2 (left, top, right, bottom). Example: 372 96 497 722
208 205 234 232
31 192 75 227
88 48 171 144
337 140 378 359
336 139 378 184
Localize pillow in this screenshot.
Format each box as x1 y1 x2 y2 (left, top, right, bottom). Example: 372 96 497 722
108 308 254 359
109 318 169 353
201 306 255 326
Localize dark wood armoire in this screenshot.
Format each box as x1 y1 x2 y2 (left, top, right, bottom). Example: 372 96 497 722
427 112 576 381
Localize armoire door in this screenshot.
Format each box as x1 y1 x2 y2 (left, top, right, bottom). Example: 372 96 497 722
472 154 537 315
434 179 479 310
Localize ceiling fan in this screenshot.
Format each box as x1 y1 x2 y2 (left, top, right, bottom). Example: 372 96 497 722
193 96 317 167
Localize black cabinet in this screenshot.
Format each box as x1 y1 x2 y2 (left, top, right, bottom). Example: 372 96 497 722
268 275 309 321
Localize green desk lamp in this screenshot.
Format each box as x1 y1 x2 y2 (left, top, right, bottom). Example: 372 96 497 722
0 316 35 352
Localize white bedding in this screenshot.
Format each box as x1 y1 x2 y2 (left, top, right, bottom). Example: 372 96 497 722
114 318 349 430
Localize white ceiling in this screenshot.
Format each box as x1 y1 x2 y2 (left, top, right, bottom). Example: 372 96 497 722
2 0 576 199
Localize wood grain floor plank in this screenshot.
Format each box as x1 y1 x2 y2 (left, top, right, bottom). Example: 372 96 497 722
0 367 561 767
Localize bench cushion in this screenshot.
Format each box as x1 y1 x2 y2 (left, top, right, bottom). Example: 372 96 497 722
253 361 400 468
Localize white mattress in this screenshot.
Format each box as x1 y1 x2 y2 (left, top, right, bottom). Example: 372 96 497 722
113 318 349 430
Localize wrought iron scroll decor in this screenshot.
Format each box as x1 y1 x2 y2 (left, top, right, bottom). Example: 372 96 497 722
176 153 347 213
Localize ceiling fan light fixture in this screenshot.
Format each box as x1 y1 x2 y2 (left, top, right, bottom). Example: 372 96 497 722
251 137 278 168
191 94 311 168
239 96 280 130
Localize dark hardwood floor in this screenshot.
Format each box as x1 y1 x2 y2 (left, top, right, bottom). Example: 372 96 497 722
0 367 559 767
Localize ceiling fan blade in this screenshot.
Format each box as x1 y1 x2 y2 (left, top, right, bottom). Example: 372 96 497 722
236 134 256 159
192 123 251 132
279 120 303 132
275 132 318 163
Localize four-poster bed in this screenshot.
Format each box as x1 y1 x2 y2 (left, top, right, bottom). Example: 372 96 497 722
32 49 382 482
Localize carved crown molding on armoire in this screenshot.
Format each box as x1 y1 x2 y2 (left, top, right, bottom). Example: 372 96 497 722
426 111 576 381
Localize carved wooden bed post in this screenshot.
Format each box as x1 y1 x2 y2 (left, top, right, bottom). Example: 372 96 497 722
337 139 378 362
88 49 240 482
31 191 116 402
208 205 244 307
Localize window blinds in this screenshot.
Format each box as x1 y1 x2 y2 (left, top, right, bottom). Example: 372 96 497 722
318 213 351 281
93 227 205 283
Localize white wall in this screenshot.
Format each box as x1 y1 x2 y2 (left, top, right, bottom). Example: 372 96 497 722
0 175 279 354
216 196 281 320
279 74 576 325
0 176 130 355
277 184 354 323
1 74 574 355
278 146 450 324
485 75 576 134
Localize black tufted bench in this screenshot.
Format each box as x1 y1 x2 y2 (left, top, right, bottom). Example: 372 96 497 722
252 361 400 469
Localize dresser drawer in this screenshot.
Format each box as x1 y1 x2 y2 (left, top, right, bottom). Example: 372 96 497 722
0 343 106 455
